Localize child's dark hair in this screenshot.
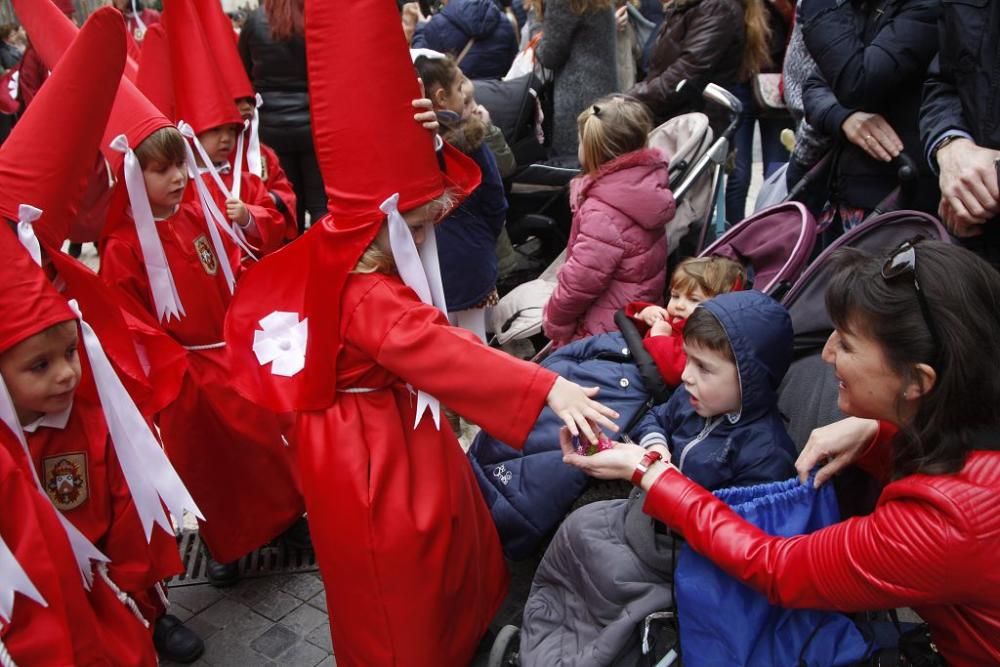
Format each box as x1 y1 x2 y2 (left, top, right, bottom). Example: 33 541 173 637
682 307 734 363
414 54 461 102
671 256 745 298
135 127 188 170
825 242 1000 478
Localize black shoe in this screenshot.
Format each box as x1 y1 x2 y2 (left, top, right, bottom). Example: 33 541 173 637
205 556 240 588
153 614 204 664
281 516 312 551
68 242 83 259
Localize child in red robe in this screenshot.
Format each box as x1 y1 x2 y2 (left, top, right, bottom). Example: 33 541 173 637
223 2 620 665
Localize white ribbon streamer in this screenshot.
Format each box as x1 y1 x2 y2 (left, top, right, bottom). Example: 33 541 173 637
69 300 204 541
178 122 258 273
0 376 107 589
231 119 247 202
246 94 264 179
0 534 47 624
15 206 42 266
110 135 186 323
129 0 147 37
380 194 450 430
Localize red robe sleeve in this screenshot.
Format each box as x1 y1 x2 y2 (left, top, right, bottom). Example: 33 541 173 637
642 464 988 613
238 172 286 255
345 276 558 448
99 235 158 321
261 143 298 241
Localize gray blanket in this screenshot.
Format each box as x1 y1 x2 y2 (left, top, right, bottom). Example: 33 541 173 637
520 491 675 666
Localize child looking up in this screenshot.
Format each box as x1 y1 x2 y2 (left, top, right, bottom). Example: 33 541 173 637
415 53 508 340
521 290 798 665
543 94 676 346
626 256 745 386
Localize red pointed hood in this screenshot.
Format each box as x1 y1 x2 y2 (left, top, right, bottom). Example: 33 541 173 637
0 7 127 249
163 0 240 135
135 22 175 119
0 224 74 356
194 0 254 101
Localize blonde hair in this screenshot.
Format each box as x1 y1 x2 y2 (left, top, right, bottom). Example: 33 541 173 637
576 94 652 174
740 0 772 79
352 190 460 275
671 256 746 297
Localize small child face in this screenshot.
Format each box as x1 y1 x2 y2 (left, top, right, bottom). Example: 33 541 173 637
0 322 81 426
142 159 188 218
198 124 240 165
236 98 255 122
459 78 477 120
680 341 740 418
666 287 707 322
432 75 469 118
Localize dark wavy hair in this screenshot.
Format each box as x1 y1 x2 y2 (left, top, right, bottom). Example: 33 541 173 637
825 241 1000 477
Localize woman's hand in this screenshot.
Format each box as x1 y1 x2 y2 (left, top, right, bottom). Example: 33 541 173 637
546 377 620 444
401 3 424 43
936 138 1000 236
841 112 903 163
615 5 629 31
559 427 645 480
796 417 879 488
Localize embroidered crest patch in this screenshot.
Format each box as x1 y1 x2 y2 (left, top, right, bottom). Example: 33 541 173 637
193 235 218 276
43 453 88 511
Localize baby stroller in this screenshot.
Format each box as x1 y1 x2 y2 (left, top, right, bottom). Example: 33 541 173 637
488 83 742 354
468 201 817 562
486 212 949 667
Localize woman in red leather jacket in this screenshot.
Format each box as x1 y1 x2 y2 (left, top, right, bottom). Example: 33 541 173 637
562 239 1000 666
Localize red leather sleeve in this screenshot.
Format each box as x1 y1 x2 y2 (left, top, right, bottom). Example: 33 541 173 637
854 420 898 484
643 466 982 611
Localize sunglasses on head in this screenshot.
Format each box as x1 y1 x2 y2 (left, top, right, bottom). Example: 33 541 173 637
880 236 942 352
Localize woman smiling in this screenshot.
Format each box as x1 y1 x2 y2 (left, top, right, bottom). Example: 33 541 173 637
562 240 1000 665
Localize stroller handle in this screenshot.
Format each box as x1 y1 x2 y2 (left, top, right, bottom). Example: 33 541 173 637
676 79 743 141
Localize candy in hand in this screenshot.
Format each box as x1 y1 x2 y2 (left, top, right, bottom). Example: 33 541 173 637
573 429 615 456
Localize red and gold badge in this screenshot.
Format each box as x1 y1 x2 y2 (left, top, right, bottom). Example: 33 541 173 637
193 235 219 276
43 453 88 511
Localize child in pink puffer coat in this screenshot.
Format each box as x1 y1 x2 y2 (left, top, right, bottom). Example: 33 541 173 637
543 95 676 346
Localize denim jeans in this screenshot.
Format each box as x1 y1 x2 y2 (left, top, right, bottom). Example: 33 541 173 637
725 81 792 223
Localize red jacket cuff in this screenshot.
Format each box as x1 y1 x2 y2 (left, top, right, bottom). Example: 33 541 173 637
854 420 897 484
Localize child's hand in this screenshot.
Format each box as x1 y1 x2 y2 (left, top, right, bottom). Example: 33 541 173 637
226 198 250 227
413 79 440 134
545 377 619 444
649 320 673 337
472 103 491 125
638 305 669 327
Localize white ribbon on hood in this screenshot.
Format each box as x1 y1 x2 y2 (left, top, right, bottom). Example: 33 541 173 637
246 94 264 179
68 299 204 541
0 376 108 589
177 123 250 295
129 0 148 36
110 134 186 323
380 194 449 430
15 206 42 266
0 533 47 624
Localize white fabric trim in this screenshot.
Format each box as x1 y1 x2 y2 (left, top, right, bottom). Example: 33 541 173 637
110 134 186 323
15 205 42 266
182 342 226 351
246 95 264 178
70 299 204 541
0 533 47 625
21 403 72 434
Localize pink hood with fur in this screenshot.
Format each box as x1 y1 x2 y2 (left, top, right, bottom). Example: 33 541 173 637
544 148 676 344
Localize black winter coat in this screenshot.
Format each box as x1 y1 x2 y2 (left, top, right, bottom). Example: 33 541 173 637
800 0 940 213
920 0 1000 157
628 0 745 124
238 9 310 135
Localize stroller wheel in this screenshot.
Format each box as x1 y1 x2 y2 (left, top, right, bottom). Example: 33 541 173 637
487 624 520 667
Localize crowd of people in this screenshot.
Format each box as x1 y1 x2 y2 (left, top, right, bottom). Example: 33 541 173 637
0 0 997 666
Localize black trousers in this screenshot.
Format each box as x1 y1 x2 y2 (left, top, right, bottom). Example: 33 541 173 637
260 122 328 232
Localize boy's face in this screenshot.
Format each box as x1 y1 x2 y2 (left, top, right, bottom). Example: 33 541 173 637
680 340 740 418
198 124 240 165
0 322 81 426
142 159 188 217
667 286 707 322
459 78 476 120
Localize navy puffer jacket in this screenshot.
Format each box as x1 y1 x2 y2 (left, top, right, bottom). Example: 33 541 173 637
411 0 518 80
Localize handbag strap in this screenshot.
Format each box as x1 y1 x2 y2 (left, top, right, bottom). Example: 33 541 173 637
456 37 476 65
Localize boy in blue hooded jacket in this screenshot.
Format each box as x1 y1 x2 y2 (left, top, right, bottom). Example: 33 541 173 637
519 290 797 666
632 289 797 490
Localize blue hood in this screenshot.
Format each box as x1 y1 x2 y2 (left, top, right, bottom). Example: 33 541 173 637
441 0 503 39
699 291 793 423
